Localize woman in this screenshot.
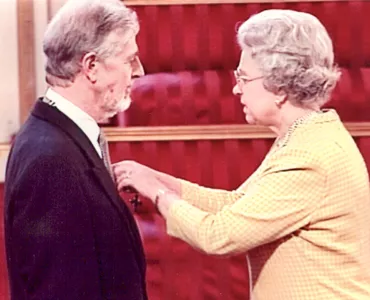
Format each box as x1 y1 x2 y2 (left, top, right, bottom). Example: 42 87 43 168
113 9 370 300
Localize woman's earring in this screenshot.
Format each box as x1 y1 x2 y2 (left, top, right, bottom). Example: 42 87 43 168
275 99 283 106
275 95 286 107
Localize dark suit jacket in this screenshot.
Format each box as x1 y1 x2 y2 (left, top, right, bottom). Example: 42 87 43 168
4 100 148 300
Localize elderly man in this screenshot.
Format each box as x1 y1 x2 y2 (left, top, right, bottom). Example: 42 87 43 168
4 0 147 299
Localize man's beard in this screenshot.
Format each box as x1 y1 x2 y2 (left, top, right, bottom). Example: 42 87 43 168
117 94 132 112
101 91 132 120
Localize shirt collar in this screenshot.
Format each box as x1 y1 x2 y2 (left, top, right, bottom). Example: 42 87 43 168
45 88 101 149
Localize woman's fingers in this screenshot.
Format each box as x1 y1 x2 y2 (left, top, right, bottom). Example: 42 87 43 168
112 162 131 176
112 161 148 180
117 177 134 191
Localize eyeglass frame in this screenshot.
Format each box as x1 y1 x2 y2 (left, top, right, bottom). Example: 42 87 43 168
233 69 264 90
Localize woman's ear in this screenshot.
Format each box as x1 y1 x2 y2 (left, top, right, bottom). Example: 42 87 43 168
274 94 288 107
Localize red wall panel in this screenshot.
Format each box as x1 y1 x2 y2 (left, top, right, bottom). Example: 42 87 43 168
132 1 370 74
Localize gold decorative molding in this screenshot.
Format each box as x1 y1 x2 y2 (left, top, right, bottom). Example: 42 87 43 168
123 0 338 5
1 123 370 159
105 124 274 141
104 122 370 142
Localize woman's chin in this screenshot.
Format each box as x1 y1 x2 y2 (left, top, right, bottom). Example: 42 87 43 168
245 114 256 124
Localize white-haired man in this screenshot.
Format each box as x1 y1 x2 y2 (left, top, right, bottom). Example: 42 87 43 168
4 0 147 299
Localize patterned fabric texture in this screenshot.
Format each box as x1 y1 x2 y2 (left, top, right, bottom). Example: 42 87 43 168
167 110 370 299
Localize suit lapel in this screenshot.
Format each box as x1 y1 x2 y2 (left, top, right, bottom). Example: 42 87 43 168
31 99 127 215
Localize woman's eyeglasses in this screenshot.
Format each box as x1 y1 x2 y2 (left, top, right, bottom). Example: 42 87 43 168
234 70 264 89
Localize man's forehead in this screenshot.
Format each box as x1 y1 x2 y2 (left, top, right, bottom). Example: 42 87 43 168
124 38 138 53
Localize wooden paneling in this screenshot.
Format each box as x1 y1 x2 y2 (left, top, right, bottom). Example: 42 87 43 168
17 0 36 124
0 144 10 159
105 122 370 142
1 122 370 158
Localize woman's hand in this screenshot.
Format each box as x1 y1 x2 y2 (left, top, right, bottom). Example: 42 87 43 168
112 160 167 202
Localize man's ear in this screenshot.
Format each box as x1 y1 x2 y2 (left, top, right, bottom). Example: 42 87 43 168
81 52 98 83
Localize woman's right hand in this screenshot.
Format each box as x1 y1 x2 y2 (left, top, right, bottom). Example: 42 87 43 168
112 160 166 201
112 160 182 198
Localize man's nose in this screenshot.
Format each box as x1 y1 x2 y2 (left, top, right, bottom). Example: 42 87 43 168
132 56 144 78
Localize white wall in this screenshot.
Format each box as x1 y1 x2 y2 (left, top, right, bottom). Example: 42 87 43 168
0 0 20 181
0 0 69 182
49 0 67 17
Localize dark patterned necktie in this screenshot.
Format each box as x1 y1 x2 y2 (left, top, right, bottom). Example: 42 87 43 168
98 130 141 211
98 130 114 180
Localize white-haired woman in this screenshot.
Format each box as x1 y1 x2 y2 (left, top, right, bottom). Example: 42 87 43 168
114 9 370 299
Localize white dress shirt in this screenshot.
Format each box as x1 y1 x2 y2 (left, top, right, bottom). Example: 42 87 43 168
44 88 102 158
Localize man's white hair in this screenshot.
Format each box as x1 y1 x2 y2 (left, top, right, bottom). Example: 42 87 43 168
43 0 139 87
237 9 341 107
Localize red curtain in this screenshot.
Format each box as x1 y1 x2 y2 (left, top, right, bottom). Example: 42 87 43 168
132 1 370 74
